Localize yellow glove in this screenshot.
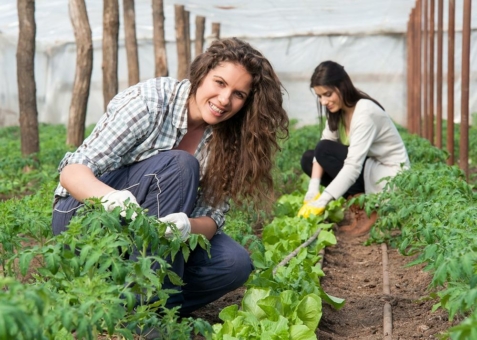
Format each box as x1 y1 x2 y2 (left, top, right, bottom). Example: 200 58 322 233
297 203 325 218
298 191 333 218
305 192 321 203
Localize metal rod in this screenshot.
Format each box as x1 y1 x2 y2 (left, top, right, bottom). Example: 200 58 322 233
415 0 423 136
423 0 429 140
407 13 414 133
436 0 443 148
447 0 455 165
459 0 471 180
428 0 435 145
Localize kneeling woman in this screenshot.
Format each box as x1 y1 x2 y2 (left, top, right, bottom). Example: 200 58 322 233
301 60 410 210
52 38 289 315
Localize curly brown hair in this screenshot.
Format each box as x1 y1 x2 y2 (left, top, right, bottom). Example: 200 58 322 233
188 37 289 211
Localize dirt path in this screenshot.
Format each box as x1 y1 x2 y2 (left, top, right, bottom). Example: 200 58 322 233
192 223 462 339
317 226 459 339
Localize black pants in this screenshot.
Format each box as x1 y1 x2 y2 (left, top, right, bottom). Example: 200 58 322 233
300 139 365 198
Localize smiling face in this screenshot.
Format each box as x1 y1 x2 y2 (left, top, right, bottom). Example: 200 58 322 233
313 85 343 113
188 62 253 126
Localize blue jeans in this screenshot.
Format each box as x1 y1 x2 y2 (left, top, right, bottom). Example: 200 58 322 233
52 150 253 314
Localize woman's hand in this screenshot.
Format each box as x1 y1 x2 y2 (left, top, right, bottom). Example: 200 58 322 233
159 212 192 240
102 190 139 219
308 191 333 208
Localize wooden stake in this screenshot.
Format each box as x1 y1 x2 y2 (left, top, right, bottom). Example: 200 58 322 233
211 22 220 40
123 0 140 85
195 16 206 58
102 0 119 111
152 0 168 77
67 0 93 147
184 10 191 68
16 0 39 156
175 4 188 80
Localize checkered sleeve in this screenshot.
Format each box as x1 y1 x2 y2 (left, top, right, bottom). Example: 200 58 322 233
190 190 229 232
57 84 151 177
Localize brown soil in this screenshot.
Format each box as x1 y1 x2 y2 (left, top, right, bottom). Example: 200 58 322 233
192 219 463 339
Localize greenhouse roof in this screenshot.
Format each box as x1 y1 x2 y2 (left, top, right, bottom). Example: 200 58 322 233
1 0 475 45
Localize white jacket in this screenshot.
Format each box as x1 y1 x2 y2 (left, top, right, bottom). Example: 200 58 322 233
322 99 410 199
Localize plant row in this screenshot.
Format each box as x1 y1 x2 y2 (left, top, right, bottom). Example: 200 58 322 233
211 190 346 339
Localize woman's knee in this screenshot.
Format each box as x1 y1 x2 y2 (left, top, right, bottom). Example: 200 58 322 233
301 150 314 177
133 151 200 216
221 243 253 286
314 139 335 162
148 150 199 186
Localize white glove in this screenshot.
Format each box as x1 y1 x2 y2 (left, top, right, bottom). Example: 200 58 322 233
102 190 139 219
308 191 333 209
158 212 191 241
304 178 321 202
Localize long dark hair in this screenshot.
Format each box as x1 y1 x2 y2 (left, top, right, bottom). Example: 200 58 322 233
310 60 384 131
188 37 289 211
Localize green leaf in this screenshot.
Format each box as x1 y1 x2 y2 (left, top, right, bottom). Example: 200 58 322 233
19 251 35 276
289 324 317 340
295 294 322 330
317 286 345 310
242 288 271 320
218 304 239 322
317 230 336 247
257 295 281 321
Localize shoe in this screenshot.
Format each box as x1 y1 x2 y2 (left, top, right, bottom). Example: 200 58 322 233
338 202 377 236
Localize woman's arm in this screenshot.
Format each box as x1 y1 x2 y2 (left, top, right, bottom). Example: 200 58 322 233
304 159 324 202
311 160 324 179
190 216 217 240
60 164 115 202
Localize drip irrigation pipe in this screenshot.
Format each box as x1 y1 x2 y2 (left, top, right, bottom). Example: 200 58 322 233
272 227 323 276
382 243 392 339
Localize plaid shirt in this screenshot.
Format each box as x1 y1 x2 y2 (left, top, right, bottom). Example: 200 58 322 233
54 77 228 229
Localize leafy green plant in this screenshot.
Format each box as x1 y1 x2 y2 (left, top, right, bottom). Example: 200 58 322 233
0 200 213 339
212 191 345 339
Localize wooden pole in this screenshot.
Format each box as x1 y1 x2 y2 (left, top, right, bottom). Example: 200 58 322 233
428 0 435 145
436 0 443 148
152 0 168 77
447 0 455 165
422 0 428 140
406 16 414 133
195 15 206 58
175 4 188 80
184 10 191 69
16 0 39 156
102 0 119 111
459 0 471 180
415 0 422 136
67 0 93 147
123 0 140 85
409 7 419 134
211 22 221 40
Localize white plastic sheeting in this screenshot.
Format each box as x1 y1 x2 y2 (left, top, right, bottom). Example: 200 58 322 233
0 0 476 128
